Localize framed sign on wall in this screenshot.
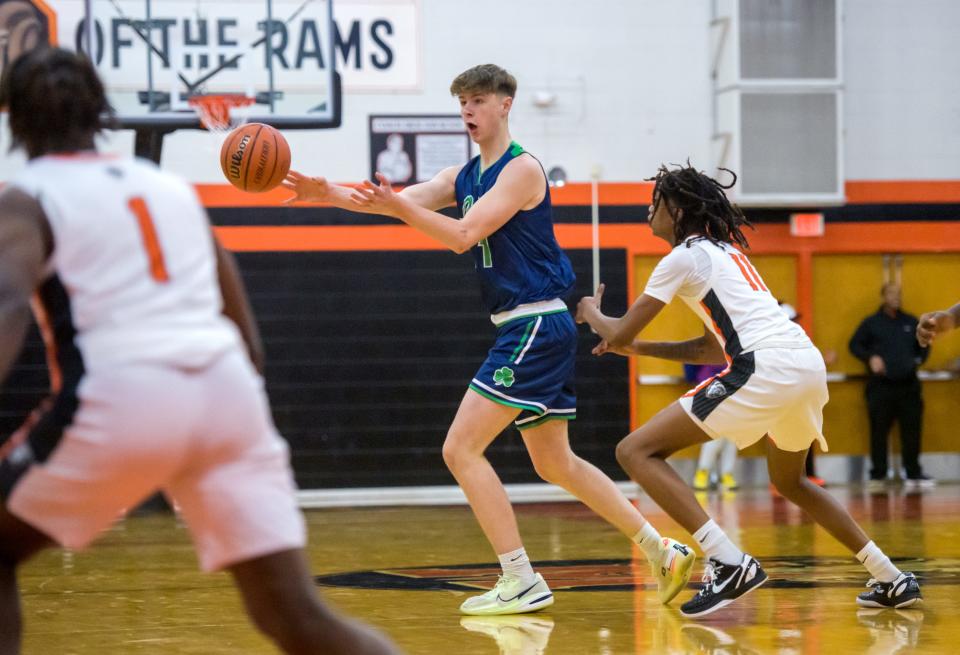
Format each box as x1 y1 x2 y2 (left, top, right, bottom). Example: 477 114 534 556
369 115 470 185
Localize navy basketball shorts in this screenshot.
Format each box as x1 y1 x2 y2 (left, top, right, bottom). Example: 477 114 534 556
469 310 577 430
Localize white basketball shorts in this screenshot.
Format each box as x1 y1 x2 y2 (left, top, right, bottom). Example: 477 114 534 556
678 346 830 453
5 349 306 571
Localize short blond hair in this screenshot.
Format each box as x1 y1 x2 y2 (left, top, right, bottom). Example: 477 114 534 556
450 64 517 98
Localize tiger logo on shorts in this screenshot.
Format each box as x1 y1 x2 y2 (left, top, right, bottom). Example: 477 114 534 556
705 380 728 400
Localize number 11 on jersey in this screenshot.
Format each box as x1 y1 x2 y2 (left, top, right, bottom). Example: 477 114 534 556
729 253 767 292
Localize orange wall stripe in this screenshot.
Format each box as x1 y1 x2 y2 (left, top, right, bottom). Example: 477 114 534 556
845 180 960 204
1 180 953 207
550 182 654 206
215 222 960 254
747 222 960 254
796 250 815 338
198 184 302 207
198 182 655 208
198 180 960 207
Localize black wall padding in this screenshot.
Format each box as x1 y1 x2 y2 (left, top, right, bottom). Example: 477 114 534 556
0 330 47 435
237 248 630 488
0 249 630 490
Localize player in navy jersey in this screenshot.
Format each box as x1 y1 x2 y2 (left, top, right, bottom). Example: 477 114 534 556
578 163 922 617
284 64 695 615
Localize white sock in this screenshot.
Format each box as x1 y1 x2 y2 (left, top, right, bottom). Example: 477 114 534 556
498 547 535 581
692 519 744 566
856 541 901 583
632 521 663 562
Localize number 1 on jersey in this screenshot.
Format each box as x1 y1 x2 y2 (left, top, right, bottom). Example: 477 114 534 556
479 238 493 268
127 197 170 283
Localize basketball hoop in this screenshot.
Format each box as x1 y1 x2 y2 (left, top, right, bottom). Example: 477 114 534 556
188 94 256 132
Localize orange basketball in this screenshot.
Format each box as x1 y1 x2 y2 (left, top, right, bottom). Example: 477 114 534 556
220 123 291 192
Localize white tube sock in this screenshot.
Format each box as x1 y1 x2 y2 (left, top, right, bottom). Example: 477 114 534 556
498 547 536 582
692 519 744 566
856 541 900 583
632 521 663 562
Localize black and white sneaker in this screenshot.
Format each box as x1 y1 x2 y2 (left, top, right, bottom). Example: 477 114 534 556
903 474 936 490
857 572 923 609
680 554 768 618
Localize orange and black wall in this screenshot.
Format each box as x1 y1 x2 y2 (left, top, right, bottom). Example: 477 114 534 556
2 180 958 487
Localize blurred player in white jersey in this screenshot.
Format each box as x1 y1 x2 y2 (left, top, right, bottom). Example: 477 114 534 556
577 163 922 617
0 47 399 655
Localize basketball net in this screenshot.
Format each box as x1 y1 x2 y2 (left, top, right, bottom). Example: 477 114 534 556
188 94 256 132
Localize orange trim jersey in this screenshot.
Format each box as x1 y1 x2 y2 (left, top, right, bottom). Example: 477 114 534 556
643 237 810 358
11 155 241 373
646 237 829 453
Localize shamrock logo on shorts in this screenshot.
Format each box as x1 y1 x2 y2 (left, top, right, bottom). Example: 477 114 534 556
493 366 515 388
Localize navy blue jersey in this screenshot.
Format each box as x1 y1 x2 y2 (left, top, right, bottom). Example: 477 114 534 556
454 142 576 314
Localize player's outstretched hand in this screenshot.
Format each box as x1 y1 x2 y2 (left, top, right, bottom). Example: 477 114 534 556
592 339 636 357
917 310 955 347
592 339 611 356
350 172 403 217
282 170 331 203
575 283 605 324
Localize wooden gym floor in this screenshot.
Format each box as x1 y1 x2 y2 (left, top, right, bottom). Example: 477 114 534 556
17 485 958 654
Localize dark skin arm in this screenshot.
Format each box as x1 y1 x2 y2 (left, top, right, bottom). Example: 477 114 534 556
594 325 727 365
213 234 265 374
575 284 667 349
0 188 51 385
576 284 727 365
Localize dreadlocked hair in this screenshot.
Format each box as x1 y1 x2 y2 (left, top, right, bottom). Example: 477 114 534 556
0 47 113 157
647 162 753 250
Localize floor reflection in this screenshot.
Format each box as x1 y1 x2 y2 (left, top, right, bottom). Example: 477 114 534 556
460 615 554 655
16 486 957 654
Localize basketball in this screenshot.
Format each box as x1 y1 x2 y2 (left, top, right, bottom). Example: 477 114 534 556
220 123 291 192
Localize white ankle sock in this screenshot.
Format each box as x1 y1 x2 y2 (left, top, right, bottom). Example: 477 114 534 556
498 547 535 581
692 519 744 566
856 541 900 583
632 521 663 562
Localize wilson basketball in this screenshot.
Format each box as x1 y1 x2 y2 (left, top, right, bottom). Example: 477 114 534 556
220 123 291 192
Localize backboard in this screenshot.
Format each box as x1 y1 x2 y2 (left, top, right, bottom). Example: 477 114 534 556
44 0 341 131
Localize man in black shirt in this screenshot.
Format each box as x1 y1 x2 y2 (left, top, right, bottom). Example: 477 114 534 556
849 284 932 488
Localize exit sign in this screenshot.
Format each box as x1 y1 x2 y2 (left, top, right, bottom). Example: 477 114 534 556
790 213 825 237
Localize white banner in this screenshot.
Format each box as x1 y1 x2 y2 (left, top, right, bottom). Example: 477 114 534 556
47 0 420 93
335 0 419 91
